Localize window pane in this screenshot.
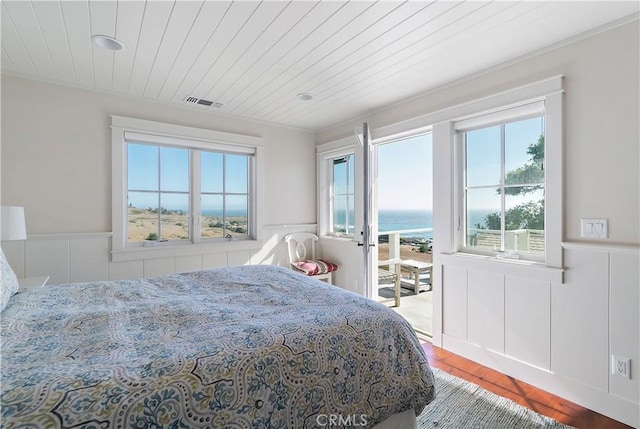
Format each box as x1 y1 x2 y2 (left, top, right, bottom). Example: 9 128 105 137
332 155 354 235
333 157 347 195
161 147 189 192
226 154 248 193
504 188 544 254
465 126 501 187
505 117 544 186
347 155 354 194
159 193 189 240
333 195 347 233
128 144 158 191
201 151 223 193
466 188 501 250
226 195 248 237
127 191 158 242
201 195 224 238
347 195 355 235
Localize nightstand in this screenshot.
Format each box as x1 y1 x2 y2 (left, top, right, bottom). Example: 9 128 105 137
18 276 50 289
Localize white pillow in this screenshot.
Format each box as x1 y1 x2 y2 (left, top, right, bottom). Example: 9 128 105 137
0 248 19 312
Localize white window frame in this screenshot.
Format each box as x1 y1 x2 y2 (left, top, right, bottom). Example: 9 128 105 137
330 152 356 236
435 77 563 272
111 116 264 261
455 102 546 262
317 142 356 238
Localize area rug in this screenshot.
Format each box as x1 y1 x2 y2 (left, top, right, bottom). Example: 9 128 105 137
417 368 575 428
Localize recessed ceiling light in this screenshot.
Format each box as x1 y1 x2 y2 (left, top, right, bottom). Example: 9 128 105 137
92 35 124 51
297 93 314 101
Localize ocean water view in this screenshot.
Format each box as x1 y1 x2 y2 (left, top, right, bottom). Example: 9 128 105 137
378 209 433 239
377 209 492 240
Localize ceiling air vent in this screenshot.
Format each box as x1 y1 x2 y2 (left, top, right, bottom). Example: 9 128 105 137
184 96 223 108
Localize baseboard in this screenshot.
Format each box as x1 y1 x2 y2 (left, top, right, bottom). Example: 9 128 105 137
442 334 639 428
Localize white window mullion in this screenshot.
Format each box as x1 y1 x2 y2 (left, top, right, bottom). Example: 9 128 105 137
222 154 227 237
191 150 201 243
345 156 350 234
250 150 261 240
500 124 506 252
157 146 162 240
458 133 467 249
328 159 335 235
115 130 127 250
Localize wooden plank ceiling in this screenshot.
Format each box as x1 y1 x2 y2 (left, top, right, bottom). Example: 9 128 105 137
1 1 638 131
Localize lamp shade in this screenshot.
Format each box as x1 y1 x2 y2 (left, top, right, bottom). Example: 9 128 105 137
1 206 27 241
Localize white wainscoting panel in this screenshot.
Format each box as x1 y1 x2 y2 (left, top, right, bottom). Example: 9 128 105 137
227 250 251 267
109 260 144 280
69 237 110 283
174 255 204 274
551 248 609 392
250 230 289 267
609 251 639 403
203 253 227 269
26 239 69 284
467 269 505 354
4 226 319 284
442 264 468 340
1 240 26 278
440 243 639 427
505 276 551 370
143 258 175 278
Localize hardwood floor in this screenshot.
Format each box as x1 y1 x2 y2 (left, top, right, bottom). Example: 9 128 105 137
421 341 633 429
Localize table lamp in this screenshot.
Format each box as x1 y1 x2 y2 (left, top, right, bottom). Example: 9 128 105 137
1 206 27 241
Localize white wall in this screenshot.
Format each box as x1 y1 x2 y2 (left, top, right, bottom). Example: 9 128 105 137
318 20 640 427
440 245 639 427
1 224 317 285
1 75 317 233
318 20 639 246
1 76 319 279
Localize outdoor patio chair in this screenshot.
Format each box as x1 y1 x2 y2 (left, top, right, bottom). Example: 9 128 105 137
378 258 402 307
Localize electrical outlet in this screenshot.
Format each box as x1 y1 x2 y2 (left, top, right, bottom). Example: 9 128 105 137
612 355 631 379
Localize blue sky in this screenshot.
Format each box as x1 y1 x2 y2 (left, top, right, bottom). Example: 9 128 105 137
128 116 541 215
376 116 542 212
377 133 433 211
466 116 544 211
127 144 248 213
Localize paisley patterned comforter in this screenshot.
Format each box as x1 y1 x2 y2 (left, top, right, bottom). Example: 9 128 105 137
1 265 435 428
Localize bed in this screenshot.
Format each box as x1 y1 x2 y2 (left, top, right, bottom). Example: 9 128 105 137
1 264 435 428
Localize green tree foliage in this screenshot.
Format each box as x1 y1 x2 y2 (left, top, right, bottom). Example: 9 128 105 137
477 202 544 231
478 135 545 231
505 201 544 230
502 135 544 195
146 232 158 241
477 212 501 230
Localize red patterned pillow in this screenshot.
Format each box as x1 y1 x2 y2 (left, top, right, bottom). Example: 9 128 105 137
292 259 339 276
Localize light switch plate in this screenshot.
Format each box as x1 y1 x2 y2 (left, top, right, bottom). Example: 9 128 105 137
581 218 608 238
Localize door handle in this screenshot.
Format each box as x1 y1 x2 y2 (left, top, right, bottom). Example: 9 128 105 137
356 230 376 247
